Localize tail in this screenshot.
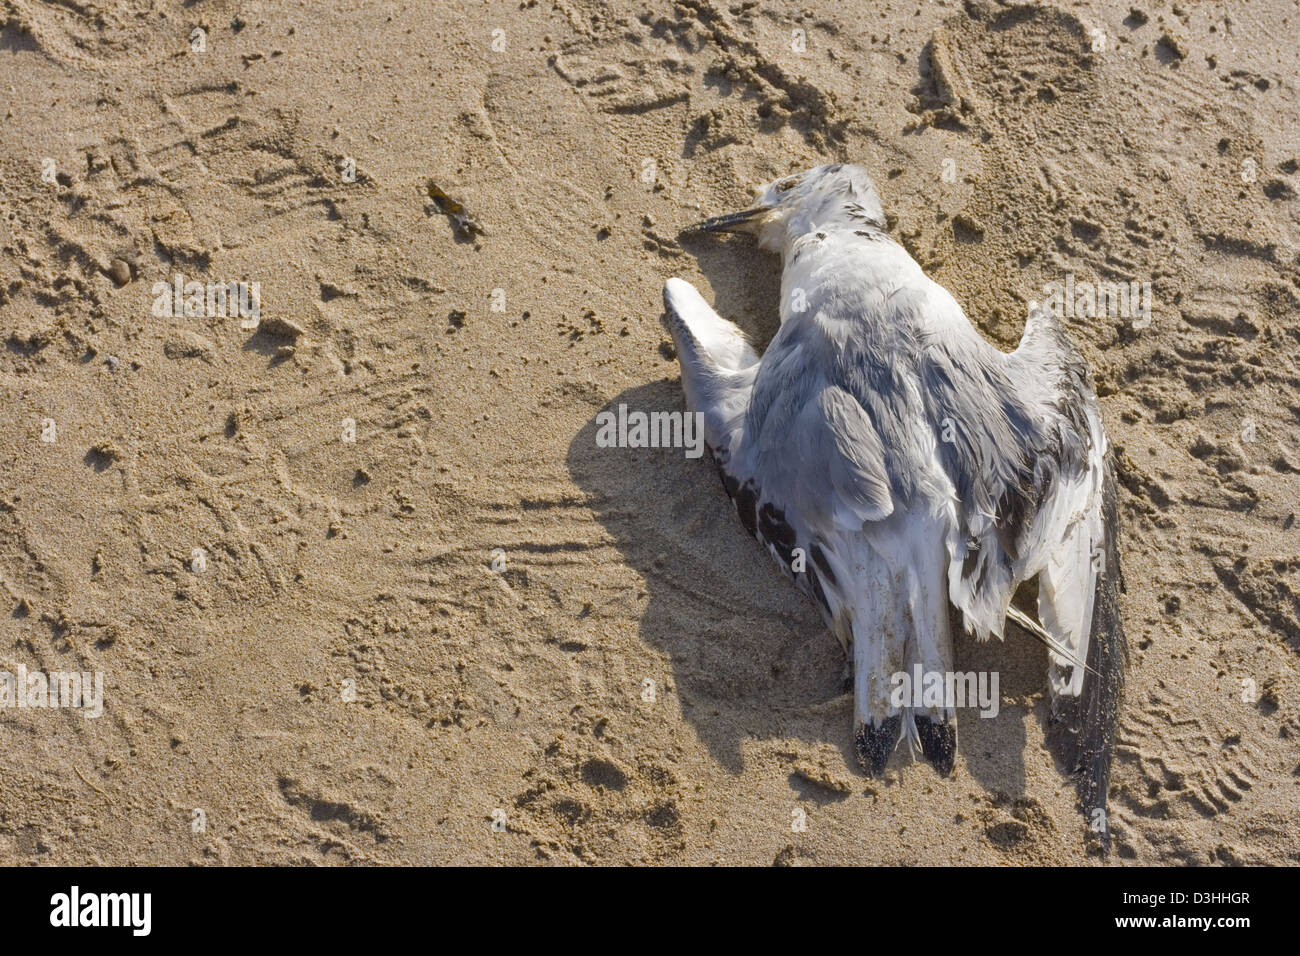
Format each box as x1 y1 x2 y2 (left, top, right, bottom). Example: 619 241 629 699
832 519 957 778
1047 451 1127 850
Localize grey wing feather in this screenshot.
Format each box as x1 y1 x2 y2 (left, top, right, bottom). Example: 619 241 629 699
913 294 1129 833
740 346 893 541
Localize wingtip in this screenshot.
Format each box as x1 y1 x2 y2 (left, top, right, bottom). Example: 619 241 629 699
663 276 698 309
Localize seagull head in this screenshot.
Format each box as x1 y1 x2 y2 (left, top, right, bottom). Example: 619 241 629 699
683 163 887 252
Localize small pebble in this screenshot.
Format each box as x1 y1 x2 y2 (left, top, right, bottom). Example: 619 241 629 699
107 259 132 286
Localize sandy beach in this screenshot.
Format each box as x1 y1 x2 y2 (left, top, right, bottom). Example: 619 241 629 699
0 0 1297 864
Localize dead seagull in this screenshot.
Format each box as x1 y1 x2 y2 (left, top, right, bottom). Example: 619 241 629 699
663 163 1126 836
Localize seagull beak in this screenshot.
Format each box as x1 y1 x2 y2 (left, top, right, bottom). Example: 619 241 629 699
681 204 766 236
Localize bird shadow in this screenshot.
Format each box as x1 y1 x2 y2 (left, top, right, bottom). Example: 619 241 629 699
565 377 1049 796
566 379 849 774
948 612 1045 800
675 233 782 350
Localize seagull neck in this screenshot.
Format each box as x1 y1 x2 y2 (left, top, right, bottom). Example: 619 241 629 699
781 219 885 255
779 220 889 264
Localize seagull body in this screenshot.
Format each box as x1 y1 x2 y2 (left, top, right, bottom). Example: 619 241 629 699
663 164 1126 828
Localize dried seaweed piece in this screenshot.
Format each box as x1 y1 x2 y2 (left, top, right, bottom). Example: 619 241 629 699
426 181 486 239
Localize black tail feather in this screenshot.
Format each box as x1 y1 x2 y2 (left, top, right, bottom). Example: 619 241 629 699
856 715 902 776
1048 451 1128 850
914 714 957 776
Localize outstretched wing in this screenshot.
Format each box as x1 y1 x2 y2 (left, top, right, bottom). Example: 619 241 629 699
962 299 1128 828
901 288 1128 825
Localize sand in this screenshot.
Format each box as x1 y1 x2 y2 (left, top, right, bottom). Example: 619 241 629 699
0 0 1296 865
